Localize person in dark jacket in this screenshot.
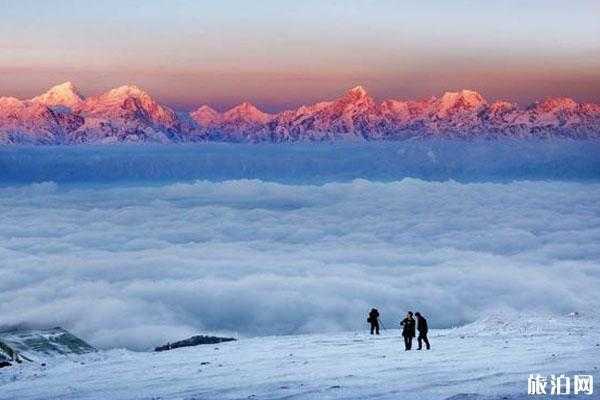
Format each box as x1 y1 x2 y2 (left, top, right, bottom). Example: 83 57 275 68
368 308 380 335
400 311 416 350
415 312 430 350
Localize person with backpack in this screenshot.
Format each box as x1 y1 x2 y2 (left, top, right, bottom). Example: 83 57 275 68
400 311 416 350
415 312 430 350
367 308 380 335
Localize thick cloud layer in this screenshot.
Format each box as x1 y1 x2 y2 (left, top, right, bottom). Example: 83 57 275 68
1 179 600 350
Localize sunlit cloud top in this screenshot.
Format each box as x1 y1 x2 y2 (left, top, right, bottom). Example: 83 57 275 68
0 0 599 111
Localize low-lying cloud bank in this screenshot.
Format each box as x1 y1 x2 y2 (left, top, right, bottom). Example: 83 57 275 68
1 139 600 184
1 179 600 350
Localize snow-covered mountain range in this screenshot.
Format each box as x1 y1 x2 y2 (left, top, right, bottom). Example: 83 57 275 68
1 82 599 144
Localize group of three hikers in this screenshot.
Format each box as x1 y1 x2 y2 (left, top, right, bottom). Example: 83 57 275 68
367 309 431 351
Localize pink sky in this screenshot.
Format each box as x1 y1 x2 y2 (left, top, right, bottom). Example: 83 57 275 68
1 0 599 111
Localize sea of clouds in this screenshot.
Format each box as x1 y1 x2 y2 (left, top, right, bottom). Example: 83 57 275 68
1 176 600 350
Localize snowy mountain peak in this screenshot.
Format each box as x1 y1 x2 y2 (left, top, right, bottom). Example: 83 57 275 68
339 86 374 105
224 102 270 123
439 89 486 107
72 84 180 139
433 89 487 117
334 85 376 111
347 85 368 98
194 105 218 114
535 97 578 112
489 100 516 110
32 81 84 109
190 105 221 126
103 85 149 101
237 101 261 111
83 85 167 114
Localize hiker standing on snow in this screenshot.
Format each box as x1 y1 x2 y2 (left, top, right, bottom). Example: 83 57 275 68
368 308 380 335
400 311 416 350
415 312 430 350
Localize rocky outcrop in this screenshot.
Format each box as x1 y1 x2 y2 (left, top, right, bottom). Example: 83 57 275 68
0 326 96 364
155 335 236 352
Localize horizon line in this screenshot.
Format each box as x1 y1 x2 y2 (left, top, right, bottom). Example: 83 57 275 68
2 80 597 114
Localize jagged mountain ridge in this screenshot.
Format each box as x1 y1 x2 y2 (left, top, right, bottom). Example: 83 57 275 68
1 82 599 144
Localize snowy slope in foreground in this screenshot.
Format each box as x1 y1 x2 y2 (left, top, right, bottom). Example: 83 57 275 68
1 314 599 400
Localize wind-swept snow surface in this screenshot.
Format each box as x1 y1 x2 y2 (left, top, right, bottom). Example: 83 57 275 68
1 314 598 400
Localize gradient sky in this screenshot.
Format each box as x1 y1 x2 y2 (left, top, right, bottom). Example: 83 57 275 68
0 0 599 111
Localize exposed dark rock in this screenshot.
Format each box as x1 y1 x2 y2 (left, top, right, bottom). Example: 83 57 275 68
155 335 236 352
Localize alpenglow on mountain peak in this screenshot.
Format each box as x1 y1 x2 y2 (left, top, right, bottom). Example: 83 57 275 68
438 90 486 107
31 81 84 108
1 82 600 144
104 85 150 100
347 85 368 97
